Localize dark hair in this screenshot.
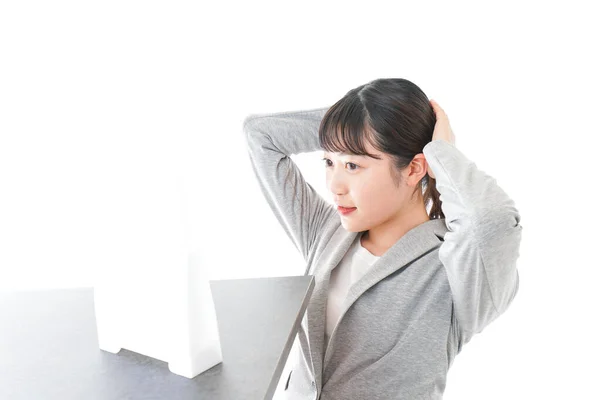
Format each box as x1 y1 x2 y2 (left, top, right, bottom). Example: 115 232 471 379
317 78 444 220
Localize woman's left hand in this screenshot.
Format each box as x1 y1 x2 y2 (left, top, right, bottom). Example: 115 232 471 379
427 99 456 180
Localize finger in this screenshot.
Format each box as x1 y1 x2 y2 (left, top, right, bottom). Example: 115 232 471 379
430 100 447 119
429 99 443 113
430 99 444 112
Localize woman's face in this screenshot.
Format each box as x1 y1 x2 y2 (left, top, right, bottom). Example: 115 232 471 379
324 140 428 233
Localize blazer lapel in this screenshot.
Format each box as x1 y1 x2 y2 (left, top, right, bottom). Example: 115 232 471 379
312 218 448 378
339 218 447 326
305 226 359 394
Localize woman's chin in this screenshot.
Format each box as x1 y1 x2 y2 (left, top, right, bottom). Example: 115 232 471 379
340 220 362 233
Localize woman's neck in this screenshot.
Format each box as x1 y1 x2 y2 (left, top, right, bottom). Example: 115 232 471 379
360 207 430 257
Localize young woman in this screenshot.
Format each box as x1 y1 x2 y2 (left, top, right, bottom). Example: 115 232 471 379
242 78 523 400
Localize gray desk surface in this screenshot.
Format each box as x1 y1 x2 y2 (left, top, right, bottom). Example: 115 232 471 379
0 275 315 400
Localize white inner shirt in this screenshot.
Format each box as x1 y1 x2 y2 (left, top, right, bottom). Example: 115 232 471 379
325 231 380 348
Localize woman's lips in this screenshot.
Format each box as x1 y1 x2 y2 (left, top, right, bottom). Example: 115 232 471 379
337 206 357 215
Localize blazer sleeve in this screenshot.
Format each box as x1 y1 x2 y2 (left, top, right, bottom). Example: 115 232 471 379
423 139 523 343
242 106 337 265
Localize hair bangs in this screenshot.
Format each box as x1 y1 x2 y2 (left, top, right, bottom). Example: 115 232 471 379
319 101 382 160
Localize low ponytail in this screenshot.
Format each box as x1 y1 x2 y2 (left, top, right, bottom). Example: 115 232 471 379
423 175 444 220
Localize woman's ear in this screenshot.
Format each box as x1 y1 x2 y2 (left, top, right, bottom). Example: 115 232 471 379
409 154 430 183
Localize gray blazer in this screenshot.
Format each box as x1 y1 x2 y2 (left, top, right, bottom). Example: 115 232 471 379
242 107 522 400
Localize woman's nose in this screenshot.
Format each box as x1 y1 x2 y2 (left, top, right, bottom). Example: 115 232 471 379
327 169 347 197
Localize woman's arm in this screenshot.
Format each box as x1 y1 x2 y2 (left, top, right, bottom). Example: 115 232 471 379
424 139 523 343
242 106 336 265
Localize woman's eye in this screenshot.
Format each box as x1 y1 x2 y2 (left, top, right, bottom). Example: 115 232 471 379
322 158 359 171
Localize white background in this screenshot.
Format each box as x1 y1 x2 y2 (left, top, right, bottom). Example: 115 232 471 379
1 1 598 399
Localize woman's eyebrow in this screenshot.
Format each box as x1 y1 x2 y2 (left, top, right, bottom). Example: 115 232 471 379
324 152 368 157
